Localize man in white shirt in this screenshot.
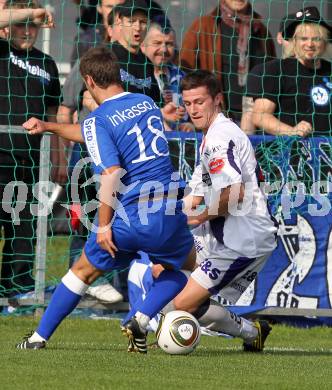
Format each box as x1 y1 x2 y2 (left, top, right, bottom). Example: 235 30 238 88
173 70 278 352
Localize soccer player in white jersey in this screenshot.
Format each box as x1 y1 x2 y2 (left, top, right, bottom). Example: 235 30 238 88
16 47 195 353
172 70 278 351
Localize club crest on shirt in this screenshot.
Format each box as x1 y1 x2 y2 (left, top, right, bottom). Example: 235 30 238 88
208 158 225 174
311 86 329 106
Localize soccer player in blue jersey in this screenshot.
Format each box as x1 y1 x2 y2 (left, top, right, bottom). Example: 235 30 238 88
16 46 194 353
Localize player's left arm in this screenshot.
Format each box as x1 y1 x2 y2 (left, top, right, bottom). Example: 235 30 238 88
183 194 204 225
97 166 121 258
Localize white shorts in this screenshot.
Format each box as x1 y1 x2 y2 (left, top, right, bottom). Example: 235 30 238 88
191 223 272 304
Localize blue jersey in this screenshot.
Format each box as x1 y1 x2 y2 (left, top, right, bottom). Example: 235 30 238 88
81 92 180 206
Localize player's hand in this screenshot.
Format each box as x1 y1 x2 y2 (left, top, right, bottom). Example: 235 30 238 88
151 264 164 279
292 121 313 137
82 90 99 112
97 225 118 258
162 102 186 122
187 208 209 225
31 8 55 28
23 117 47 135
187 214 205 226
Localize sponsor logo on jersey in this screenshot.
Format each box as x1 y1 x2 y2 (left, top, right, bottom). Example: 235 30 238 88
212 144 223 153
311 85 329 106
208 158 225 174
107 100 159 126
83 117 102 166
10 52 51 83
194 237 204 253
202 172 212 186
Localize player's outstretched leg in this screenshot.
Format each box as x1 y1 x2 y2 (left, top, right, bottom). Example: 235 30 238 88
122 269 188 353
242 320 272 352
16 252 102 349
174 275 272 352
192 299 272 352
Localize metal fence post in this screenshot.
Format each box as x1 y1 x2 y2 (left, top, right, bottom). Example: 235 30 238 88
34 133 51 317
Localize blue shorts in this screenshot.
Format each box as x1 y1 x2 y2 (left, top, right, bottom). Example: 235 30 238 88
84 200 193 272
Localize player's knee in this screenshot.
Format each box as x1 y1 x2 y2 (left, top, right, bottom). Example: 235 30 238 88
181 246 196 271
71 253 103 285
173 295 198 313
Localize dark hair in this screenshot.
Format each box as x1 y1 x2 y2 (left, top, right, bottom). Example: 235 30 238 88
79 47 122 88
180 70 221 99
150 14 173 34
77 0 100 31
4 0 41 8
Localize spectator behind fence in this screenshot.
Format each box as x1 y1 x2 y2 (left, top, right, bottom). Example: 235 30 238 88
250 7 332 137
241 15 291 134
141 16 194 132
179 0 276 124
58 0 124 126
0 1 61 298
70 0 125 67
82 0 186 128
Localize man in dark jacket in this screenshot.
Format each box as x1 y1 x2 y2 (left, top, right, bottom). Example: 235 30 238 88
180 0 276 123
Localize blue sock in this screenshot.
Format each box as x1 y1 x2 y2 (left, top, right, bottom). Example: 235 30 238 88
136 269 187 319
37 270 88 340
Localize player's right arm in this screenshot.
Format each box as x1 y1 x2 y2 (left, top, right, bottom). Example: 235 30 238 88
23 117 84 143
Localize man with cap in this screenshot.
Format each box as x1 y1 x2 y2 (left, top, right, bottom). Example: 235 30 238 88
249 6 332 136
82 0 185 121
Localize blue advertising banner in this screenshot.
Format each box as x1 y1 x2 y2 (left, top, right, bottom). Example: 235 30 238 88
166 133 332 325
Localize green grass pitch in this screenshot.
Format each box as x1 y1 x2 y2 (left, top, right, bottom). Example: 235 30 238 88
1 317 332 390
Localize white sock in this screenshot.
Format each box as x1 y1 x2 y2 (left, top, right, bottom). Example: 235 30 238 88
135 311 150 332
194 299 258 341
241 318 258 342
28 331 46 343
62 269 89 296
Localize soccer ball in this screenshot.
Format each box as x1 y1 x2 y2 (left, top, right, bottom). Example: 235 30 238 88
156 310 201 355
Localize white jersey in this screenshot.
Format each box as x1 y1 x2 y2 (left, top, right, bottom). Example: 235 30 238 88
189 113 277 258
